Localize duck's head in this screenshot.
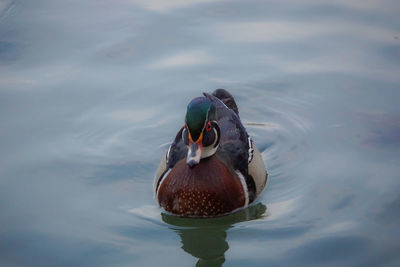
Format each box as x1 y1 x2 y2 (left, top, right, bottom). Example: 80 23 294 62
183 97 220 167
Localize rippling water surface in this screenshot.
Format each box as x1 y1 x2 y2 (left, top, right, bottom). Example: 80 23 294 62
1 0 400 266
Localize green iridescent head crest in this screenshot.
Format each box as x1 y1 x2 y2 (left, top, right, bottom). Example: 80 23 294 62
185 97 216 141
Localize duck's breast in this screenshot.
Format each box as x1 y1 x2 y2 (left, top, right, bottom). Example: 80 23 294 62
157 156 246 217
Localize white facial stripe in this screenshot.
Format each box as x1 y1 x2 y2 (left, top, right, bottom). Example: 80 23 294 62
215 97 229 109
212 128 218 146
201 125 219 159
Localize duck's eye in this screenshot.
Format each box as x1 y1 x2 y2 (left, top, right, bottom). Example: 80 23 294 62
205 121 212 131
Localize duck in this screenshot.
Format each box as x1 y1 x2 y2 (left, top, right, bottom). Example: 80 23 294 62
154 89 267 217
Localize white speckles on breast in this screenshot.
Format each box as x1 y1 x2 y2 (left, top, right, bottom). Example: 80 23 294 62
165 189 230 216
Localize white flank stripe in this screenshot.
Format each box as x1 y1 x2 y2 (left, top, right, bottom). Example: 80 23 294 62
155 168 171 205
235 170 249 207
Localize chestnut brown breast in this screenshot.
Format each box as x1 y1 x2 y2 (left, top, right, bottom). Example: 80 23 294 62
157 156 246 217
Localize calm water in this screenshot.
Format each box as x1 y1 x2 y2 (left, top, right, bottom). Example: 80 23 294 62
1 0 400 266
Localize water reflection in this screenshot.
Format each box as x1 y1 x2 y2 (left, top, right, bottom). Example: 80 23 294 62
161 203 267 266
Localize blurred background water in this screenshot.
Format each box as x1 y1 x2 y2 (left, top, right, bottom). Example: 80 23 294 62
0 0 400 266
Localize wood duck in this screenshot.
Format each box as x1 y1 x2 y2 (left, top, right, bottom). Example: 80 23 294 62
154 89 267 217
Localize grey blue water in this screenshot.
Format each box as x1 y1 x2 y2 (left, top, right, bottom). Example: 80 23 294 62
1 0 399 266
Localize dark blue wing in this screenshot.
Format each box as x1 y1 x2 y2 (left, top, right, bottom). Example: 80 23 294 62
167 126 188 169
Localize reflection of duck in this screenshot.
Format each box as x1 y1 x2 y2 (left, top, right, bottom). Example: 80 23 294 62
162 203 267 266
154 89 268 217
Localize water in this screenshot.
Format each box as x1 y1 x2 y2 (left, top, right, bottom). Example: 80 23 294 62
1 0 399 266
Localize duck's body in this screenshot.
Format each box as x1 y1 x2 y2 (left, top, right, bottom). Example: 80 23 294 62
154 89 267 217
